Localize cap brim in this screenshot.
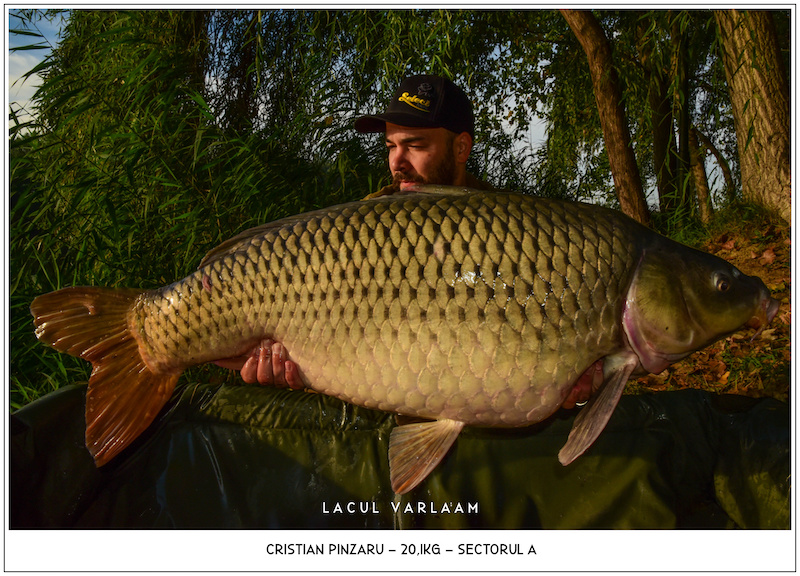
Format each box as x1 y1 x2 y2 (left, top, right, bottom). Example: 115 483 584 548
354 113 440 133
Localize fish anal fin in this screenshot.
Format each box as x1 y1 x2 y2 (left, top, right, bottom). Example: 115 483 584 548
558 353 639 465
31 286 180 467
389 418 464 495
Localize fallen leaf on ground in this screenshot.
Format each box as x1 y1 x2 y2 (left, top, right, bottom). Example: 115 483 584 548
759 248 776 265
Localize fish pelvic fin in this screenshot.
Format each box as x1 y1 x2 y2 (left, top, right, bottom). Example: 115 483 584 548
30 287 180 467
558 353 639 465
388 418 464 495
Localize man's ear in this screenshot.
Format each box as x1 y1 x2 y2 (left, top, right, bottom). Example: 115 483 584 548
455 132 472 163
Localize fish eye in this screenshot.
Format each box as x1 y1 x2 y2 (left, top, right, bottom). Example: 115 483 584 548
715 274 731 292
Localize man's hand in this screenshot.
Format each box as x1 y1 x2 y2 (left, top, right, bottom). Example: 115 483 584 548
214 339 304 389
561 359 604 409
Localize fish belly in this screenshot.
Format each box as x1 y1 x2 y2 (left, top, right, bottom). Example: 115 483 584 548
132 192 638 427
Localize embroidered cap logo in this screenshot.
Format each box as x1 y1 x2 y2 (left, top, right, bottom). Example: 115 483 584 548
398 82 433 113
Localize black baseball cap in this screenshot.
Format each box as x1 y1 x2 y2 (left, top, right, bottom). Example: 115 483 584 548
354 74 474 138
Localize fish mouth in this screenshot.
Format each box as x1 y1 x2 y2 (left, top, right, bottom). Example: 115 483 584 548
746 296 781 339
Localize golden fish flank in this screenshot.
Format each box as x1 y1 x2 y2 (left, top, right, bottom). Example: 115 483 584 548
30 188 779 494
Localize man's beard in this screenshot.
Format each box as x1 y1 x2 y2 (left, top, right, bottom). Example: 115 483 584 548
391 144 457 189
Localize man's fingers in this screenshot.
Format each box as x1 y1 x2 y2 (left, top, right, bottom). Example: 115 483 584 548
240 354 259 384
256 343 274 385
270 342 285 383
284 361 304 390
213 339 302 389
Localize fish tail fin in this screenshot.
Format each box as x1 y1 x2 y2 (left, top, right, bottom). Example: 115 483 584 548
31 287 180 466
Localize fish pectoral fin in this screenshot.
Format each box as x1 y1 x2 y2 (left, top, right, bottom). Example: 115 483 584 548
388 418 465 495
558 353 639 465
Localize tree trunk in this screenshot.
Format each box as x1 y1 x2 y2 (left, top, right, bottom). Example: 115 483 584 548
694 128 736 203
226 12 259 132
650 74 679 213
635 16 678 214
561 9 650 225
671 16 692 216
714 10 791 223
689 126 713 223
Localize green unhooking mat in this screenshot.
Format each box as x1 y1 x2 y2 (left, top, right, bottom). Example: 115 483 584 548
9 383 790 529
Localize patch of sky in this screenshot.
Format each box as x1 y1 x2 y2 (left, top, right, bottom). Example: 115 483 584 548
8 9 68 126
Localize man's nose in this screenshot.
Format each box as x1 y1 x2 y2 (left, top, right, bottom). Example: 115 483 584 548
389 148 409 173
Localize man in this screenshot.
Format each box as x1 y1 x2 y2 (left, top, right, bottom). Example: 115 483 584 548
355 74 492 197
216 74 491 387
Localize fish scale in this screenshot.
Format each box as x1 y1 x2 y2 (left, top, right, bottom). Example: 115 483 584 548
130 192 633 426
31 187 777 493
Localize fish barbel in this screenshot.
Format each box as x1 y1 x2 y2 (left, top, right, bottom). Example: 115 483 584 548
30 187 779 493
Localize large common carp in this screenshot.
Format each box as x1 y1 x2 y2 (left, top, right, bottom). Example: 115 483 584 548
31 187 779 494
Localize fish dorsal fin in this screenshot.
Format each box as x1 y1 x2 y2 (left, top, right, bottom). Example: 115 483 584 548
197 217 307 270
389 418 465 494
558 353 639 465
198 187 476 269
401 183 478 196
198 224 269 269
